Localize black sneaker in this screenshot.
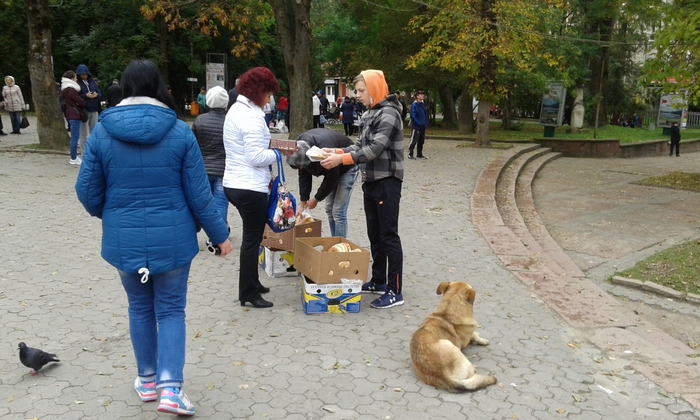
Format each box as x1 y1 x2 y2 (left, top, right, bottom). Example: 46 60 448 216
0 131 7 136
408 155 415 160
417 155 428 159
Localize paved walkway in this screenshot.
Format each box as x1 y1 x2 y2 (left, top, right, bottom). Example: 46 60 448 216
0 116 698 418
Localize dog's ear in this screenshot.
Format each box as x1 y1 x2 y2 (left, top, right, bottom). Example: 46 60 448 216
436 282 450 295
466 288 476 305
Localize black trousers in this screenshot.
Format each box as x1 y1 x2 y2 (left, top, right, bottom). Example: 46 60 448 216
224 187 268 302
363 177 403 294
344 123 353 136
408 129 426 157
313 115 321 128
670 140 680 156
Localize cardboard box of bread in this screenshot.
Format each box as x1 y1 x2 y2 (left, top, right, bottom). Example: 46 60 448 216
261 213 322 252
293 237 370 284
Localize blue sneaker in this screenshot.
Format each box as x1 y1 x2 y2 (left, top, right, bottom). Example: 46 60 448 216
157 388 195 416
370 290 404 309
134 378 157 402
361 282 387 294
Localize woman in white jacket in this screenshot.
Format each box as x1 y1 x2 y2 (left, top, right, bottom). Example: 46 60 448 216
223 67 293 309
2 76 25 134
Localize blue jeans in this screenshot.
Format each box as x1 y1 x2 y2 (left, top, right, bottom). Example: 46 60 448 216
208 175 228 230
264 113 272 127
9 111 20 133
325 165 359 237
118 264 191 389
68 120 81 159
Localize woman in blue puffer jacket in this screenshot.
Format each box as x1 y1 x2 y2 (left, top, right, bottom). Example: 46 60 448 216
75 59 232 416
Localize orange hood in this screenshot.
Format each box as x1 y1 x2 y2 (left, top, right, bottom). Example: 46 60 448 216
361 70 389 109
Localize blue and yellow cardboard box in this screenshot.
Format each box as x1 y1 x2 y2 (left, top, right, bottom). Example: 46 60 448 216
258 246 298 278
301 274 362 314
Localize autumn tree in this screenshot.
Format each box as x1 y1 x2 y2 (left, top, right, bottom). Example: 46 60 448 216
408 0 568 145
641 0 700 105
141 0 315 138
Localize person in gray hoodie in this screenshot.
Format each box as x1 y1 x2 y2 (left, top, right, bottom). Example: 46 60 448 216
75 64 103 154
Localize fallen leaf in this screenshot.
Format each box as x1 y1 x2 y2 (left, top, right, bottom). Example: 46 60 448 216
322 407 335 413
394 388 402 392
7 395 13 403
193 332 201 340
207 384 215 390
688 341 698 349
572 394 583 402
232 361 245 366
238 384 249 389
556 408 565 414
103 399 112 407
74 400 84 404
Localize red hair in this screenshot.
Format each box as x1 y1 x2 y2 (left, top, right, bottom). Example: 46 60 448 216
237 67 279 107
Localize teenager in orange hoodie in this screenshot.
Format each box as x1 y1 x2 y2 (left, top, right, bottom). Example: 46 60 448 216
321 69 405 309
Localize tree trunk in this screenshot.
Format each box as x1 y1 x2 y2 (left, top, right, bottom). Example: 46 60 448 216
475 99 491 146
438 85 456 129
26 0 68 148
156 16 170 83
501 89 512 129
268 0 313 139
475 0 496 146
458 85 474 135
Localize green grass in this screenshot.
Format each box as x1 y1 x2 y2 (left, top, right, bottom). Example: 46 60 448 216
615 172 700 295
634 172 700 192
615 240 700 295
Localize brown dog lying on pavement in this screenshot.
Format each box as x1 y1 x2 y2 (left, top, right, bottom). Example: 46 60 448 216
410 282 497 392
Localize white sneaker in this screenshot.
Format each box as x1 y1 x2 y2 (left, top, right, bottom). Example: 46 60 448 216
69 157 82 165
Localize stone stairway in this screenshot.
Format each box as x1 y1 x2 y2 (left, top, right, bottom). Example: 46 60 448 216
471 143 700 408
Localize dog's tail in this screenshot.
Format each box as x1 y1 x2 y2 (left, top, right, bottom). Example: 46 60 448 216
451 374 498 392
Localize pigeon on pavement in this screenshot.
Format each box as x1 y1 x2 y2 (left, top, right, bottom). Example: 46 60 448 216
18 342 60 375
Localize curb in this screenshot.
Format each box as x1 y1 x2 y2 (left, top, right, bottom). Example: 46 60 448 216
611 275 700 305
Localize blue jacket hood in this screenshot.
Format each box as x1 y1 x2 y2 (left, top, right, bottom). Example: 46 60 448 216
76 64 91 76
99 104 177 145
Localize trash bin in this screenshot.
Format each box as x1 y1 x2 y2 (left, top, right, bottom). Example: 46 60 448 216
190 101 199 117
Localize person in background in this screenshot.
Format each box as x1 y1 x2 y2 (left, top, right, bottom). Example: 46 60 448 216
107 79 123 108
263 94 275 127
286 128 359 238
319 91 329 128
196 86 208 114
277 95 288 122
312 90 322 128
223 67 294 309
2 75 26 134
340 96 355 137
75 59 232 417
670 121 681 157
396 91 408 122
408 90 428 159
75 64 103 153
60 70 86 165
0 104 6 136
352 98 363 135
320 69 405 309
227 78 239 110
191 85 230 249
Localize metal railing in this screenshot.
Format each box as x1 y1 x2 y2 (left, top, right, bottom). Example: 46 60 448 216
687 111 700 128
